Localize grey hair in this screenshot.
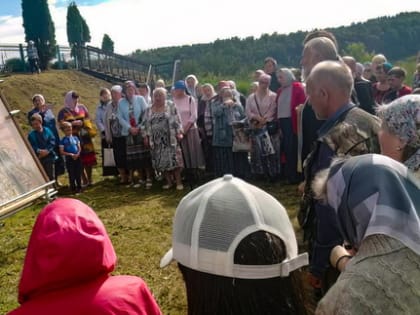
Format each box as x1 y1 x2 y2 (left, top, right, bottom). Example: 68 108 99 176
277 68 296 85
305 37 339 62
153 87 167 97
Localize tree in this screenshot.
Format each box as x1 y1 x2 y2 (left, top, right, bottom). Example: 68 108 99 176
101 34 114 54
66 2 91 65
21 0 57 70
342 42 374 63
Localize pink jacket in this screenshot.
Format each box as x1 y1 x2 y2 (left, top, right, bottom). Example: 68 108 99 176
8 198 162 315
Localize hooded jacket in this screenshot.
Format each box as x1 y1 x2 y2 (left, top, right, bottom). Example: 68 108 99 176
8 198 162 315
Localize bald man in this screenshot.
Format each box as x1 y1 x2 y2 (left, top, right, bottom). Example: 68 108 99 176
302 60 381 294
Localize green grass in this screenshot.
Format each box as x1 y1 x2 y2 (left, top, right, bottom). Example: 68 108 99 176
0 70 313 314
0 176 304 314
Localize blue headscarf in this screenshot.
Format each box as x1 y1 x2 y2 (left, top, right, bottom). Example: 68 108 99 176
326 154 420 254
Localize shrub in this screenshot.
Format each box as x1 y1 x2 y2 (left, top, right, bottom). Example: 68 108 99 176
4 58 26 72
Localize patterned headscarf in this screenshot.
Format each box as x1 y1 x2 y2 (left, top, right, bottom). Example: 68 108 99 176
377 94 420 172
325 154 420 254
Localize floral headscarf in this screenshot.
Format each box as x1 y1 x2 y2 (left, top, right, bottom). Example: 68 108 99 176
325 154 420 254
377 94 420 172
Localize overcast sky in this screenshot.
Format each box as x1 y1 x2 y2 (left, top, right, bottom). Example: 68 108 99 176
0 0 419 54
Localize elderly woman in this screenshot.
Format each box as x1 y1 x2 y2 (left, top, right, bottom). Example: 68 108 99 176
58 91 97 186
104 85 128 184
172 80 205 172
185 74 200 100
246 73 280 181
117 81 153 188
28 94 64 180
276 68 306 184
145 88 184 190
211 83 248 178
313 154 420 314
376 94 420 178
95 88 118 177
198 83 216 174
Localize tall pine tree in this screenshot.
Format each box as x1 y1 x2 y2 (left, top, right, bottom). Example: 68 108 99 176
101 34 114 54
21 0 57 70
66 2 91 65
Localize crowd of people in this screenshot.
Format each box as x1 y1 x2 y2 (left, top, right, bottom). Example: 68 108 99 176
17 29 420 314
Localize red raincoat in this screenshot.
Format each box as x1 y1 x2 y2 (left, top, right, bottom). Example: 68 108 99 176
8 198 162 315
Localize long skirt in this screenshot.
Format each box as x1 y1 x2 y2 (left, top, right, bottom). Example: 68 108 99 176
126 134 152 170
180 127 205 169
112 136 127 169
250 130 281 179
213 146 234 178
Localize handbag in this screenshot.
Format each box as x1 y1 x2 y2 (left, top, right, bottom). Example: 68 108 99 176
103 147 116 167
82 119 97 138
232 121 251 152
255 129 275 156
266 120 279 135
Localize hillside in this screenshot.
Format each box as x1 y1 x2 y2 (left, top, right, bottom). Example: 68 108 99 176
132 11 420 77
0 70 112 133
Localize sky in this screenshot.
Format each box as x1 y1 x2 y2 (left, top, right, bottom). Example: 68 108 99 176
0 0 419 55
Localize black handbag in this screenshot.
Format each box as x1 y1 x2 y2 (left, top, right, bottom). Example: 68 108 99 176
266 120 279 135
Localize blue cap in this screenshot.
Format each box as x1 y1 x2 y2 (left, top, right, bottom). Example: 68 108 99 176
173 80 186 90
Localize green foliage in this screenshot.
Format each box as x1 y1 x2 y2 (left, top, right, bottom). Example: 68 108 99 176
66 2 91 47
5 58 26 72
101 34 114 54
21 0 57 70
342 42 373 63
133 12 420 80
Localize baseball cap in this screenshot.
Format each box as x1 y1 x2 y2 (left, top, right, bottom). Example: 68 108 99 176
160 175 308 279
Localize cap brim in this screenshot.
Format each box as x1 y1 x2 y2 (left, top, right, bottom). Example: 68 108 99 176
159 248 174 268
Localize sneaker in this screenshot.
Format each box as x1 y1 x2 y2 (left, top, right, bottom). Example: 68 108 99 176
162 183 172 190
145 179 153 189
133 183 141 188
176 184 184 191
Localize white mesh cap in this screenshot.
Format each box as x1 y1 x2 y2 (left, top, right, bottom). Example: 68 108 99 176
160 175 308 279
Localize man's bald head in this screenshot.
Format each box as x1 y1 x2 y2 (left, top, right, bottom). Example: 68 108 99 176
306 61 354 119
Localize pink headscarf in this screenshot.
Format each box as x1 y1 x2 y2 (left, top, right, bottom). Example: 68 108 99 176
64 91 79 114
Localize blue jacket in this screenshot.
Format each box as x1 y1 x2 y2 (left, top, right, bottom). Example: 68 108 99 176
28 127 57 161
211 99 244 147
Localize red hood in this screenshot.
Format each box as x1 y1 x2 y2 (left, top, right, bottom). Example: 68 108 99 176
18 198 116 304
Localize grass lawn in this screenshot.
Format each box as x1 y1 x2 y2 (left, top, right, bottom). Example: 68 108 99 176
0 173 310 314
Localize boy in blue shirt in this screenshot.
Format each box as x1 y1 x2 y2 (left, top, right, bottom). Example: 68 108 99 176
59 122 82 194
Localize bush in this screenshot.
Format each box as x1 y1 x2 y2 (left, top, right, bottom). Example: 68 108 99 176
50 61 70 69
4 58 26 72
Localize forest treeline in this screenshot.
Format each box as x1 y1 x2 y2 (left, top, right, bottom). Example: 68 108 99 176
132 12 420 78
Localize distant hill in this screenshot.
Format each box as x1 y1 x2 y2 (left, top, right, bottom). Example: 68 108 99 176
132 11 420 78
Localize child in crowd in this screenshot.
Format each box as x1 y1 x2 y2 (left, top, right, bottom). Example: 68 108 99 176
59 121 82 194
